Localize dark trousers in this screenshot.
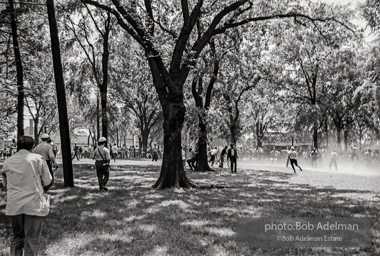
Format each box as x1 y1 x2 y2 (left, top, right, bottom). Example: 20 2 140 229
43 160 54 192
187 157 196 170
72 151 79 161
96 166 109 189
219 155 225 168
10 214 43 256
290 159 302 172
209 155 215 166
230 157 237 173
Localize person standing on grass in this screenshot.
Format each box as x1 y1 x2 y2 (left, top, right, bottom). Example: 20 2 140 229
187 148 197 171
329 151 338 171
209 147 218 167
72 143 80 161
111 143 119 162
2 136 52 256
34 133 55 191
219 145 228 168
152 145 158 161
310 148 319 168
227 144 239 173
287 146 302 173
90 137 111 191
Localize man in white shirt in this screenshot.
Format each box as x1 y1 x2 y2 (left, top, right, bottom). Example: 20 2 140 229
1 136 52 256
111 144 119 162
33 133 55 191
91 137 111 190
209 147 218 166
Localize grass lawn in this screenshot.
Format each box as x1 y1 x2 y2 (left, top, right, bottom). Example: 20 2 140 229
1 164 379 256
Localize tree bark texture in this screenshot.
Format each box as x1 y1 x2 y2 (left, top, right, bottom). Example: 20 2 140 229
196 116 213 171
100 14 111 144
152 98 195 189
46 0 74 187
313 122 318 149
9 0 24 139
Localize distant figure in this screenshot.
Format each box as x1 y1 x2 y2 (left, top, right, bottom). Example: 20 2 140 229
2 136 52 256
152 145 158 161
111 144 119 162
351 145 359 161
310 148 319 168
209 147 218 166
187 148 197 171
287 146 302 173
72 143 80 161
83 145 89 158
329 151 338 171
227 144 239 173
34 133 55 191
90 137 111 191
219 146 228 168
121 144 127 159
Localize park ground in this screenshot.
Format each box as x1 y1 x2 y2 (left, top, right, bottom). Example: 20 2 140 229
0 159 379 256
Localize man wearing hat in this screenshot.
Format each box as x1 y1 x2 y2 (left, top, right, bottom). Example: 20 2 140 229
90 137 111 191
34 133 55 191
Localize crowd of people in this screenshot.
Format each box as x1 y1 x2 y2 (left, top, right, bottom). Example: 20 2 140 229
0 146 17 159
68 143 162 162
182 143 380 174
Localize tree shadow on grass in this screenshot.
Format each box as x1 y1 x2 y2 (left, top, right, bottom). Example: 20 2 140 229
0 165 379 256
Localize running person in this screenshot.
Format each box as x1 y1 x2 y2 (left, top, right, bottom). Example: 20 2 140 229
287 146 302 173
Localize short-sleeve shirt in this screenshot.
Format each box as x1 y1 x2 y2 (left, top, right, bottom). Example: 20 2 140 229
91 146 111 161
34 141 55 161
288 151 298 160
1 149 52 216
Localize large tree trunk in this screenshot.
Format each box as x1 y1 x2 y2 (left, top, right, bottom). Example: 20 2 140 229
256 121 263 148
344 129 349 151
34 118 39 145
324 118 329 148
97 92 100 140
230 122 237 146
141 128 149 156
100 13 111 144
46 0 74 187
9 0 24 139
152 99 195 189
100 69 108 144
313 122 318 149
337 126 342 149
196 115 213 172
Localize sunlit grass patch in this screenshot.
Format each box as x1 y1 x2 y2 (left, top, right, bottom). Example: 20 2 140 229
205 227 235 237
158 199 192 210
138 224 157 233
142 245 169 256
